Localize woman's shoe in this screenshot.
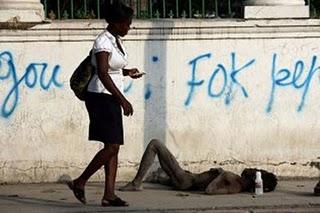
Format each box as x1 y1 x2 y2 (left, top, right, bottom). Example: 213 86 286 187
67 180 86 204
101 197 129 207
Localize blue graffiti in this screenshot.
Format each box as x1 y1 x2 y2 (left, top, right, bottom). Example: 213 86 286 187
144 83 152 100
266 54 320 112
184 53 208 106
124 81 152 100
184 52 256 106
120 52 319 113
124 56 158 99
152 56 159 62
0 51 63 118
124 81 133 93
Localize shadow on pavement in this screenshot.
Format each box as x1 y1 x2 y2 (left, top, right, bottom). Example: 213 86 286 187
276 189 315 197
0 194 83 208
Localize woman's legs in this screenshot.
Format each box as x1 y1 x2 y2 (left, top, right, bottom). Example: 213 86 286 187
103 148 119 200
99 144 128 206
74 144 120 191
122 139 193 190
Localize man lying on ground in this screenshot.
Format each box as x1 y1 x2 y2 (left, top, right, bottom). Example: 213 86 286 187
120 139 277 194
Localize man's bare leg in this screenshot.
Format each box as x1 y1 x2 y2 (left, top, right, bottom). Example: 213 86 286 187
120 139 194 191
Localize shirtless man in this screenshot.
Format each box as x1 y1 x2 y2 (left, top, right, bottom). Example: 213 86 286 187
120 139 277 194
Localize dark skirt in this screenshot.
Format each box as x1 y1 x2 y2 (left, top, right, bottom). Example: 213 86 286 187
85 92 124 145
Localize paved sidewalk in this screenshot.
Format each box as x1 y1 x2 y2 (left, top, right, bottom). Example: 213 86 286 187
0 180 319 213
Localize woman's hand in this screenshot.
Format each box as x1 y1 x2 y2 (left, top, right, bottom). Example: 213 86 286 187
125 68 145 79
120 98 133 116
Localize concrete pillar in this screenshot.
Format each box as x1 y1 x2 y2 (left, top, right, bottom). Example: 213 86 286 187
0 0 44 23
244 0 309 19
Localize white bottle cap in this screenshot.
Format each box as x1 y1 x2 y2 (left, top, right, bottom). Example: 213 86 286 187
256 171 261 178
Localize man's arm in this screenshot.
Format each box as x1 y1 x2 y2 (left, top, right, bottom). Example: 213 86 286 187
145 168 172 186
205 171 243 195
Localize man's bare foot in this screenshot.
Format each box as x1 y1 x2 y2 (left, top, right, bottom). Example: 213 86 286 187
119 182 143 191
314 181 320 196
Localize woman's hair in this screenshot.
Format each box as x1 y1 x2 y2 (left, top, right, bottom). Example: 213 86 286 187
101 0 134 23
241 168 278 192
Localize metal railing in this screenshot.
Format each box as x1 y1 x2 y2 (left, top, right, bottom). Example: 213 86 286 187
40 0 318 20
309 0 320 18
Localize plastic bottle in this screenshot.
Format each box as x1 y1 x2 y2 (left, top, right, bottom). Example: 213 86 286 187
255 171 263 195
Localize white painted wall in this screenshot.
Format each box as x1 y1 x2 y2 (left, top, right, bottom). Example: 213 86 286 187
0 19 320 183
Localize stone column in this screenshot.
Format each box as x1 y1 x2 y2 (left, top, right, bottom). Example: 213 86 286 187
0 0 44 23
244 0 309 19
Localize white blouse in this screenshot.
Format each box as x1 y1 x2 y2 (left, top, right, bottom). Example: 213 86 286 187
87 30 128 95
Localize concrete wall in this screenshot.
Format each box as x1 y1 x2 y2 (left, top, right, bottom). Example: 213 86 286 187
1 19 320 183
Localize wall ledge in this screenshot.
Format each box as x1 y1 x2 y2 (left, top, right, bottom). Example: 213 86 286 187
1 19 320 42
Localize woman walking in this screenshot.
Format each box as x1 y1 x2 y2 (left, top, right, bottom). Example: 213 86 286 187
68 1 143 207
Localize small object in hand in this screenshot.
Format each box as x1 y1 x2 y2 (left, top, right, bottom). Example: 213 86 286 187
132 72 146 77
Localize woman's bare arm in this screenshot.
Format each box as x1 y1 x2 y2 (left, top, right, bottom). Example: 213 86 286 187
96 51 133 116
